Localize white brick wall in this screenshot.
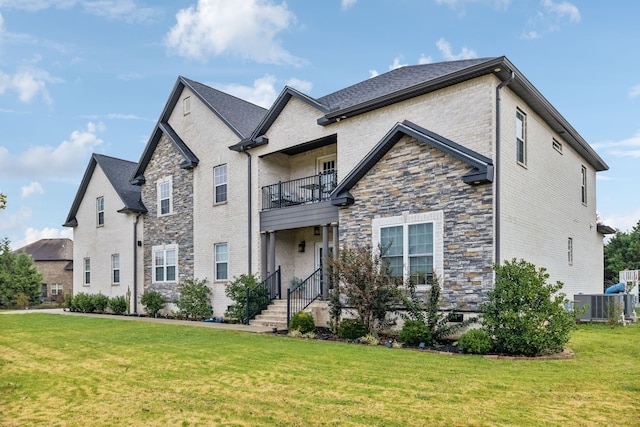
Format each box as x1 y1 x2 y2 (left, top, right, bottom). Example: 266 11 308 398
72 164 143 311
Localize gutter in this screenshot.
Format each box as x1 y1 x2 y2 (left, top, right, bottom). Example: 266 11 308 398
133 212 142 315
495 70 515 265
241 147 252 273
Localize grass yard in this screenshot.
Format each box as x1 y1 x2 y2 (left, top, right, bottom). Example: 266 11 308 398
1 314 638 426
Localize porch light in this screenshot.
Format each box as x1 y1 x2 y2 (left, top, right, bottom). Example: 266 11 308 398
298 241 306 253
314 226 320 236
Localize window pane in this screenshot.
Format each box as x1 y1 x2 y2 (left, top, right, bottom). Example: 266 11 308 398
409 223 432 255
154 252 164 267
160 182 170 199
166 249 176 266
381 226 403 256
113 270 120 283
215 244 227 262
410 256 432 276
166 266 175 281
155 267 164 282
385 256 403 277
160 199 170 215
216 263 227 280
215 184 227 203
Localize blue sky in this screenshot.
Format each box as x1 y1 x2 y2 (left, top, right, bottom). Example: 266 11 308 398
1 0 639 249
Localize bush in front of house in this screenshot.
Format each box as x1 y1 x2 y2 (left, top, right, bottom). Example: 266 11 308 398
481 258 576 357
93 293 110 313
457 329 493 355
141 290 166 318
176 278 212 320
224 274 268 323
398 319 432 347
338 318 367 340
108 295 127 315
289 311 315 334
71 293 95 313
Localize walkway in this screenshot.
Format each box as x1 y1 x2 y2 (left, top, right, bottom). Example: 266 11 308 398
0 308 275 333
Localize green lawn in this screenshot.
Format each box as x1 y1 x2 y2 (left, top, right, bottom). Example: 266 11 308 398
1 314 638 426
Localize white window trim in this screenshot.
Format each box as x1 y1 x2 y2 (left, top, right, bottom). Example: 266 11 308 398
183 96 191 116
51 283 63 296
516 109 527 166
112 254 120 285
552 139 563 154
581 165 588 206
83 257 91 286
568 237 574 266
214 242 228 281
152 244 178 283
372 210 444 288
213 164 227 205
97 196 104 227
157 176 173 217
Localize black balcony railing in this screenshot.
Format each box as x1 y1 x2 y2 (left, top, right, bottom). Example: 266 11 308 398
262 170 337 210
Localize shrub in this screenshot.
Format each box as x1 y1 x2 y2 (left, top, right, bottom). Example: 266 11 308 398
224 274 268 323
15 292 29 309
481 258 576 356
338 318 367 340
141 290 166 318
289 311 315 334
109 295 127 315
398 319 432 346
329 245 401 335
458 329 493 355
400 275 477 345
72 293 95 313
92 293 109 313
176 278 212 320
360 334 380 346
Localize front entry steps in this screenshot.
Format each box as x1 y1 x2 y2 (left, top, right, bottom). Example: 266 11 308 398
250 299 328 331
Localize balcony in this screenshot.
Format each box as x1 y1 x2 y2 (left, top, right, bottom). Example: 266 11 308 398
261 170 338 211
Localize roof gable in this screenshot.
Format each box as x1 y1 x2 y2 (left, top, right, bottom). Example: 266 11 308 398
331 120 494 206
64 154 145 227
133 76 267 182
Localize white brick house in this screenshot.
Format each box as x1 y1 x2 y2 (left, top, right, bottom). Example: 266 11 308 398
66 56 610 319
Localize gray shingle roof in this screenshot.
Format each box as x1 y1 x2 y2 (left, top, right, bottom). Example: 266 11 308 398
182 77 267 139
317 57 498 112
15 238 73 261
64 154 145 227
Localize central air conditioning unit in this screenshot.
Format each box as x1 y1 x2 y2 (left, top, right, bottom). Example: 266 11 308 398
573 294 637 322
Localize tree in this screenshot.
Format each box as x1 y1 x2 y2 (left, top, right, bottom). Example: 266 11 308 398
0 238 43 307
329 244 401 335
604 220 640 287
480 259 576 357
175 278 212 320
0 193 6 209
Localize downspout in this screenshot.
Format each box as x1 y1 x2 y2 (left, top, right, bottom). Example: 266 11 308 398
241 147 252 273
495 70 515 265
133 212 141 315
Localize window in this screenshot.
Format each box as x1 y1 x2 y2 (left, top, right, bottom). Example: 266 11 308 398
552 139 563 154
84 258 91 285
183 96 191 115
215 243 228 280
153 246 177 283
41 283 47 299
112 254 120 284
374 211 443 286
581 166 587 205
97 196 104 226
214 164 227 204
516 109 526 165
51 284 63 296
568 237 573 266
157 177 173 216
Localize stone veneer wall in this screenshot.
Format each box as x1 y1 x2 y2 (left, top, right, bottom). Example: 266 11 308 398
340 136 494 310
141 134 194 301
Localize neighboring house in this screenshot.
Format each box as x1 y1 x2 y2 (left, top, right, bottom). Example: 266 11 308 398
15 238 73 302
64 154 146 310
67 56 611 319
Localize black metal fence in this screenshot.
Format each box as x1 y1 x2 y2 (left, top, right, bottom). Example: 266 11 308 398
261 170 338 210
245 267 281 324
287 268 322 327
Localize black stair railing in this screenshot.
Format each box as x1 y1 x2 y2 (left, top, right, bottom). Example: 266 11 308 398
244 266 281 324
287 268 322 328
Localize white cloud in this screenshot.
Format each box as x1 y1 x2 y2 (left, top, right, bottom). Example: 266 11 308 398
285 78 312 94
165 0 302 65
0 69 57 105
0 122 104 180
542 0 580 23
0 1 78 11
601 209 640 234
629 85 640 99
369 70 379 78
12 226 73 250
21 181 44 198
341 0 357 10
418 54 433 64
591 131 640 158
82 0 161 24
436 38 477 60
389 56 408 70
435 0 511 12
216 75 279 109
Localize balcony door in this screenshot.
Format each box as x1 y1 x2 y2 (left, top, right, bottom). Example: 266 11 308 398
316 155 336 199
